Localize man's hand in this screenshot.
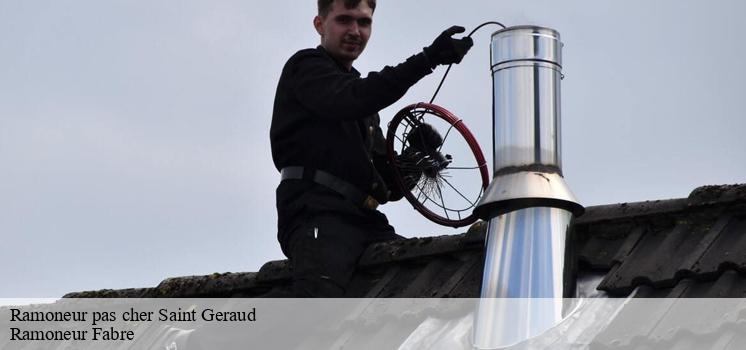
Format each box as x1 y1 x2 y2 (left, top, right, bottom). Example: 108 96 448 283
423 26 474 68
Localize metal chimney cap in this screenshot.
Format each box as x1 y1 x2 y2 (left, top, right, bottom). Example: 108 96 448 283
491 25 562 69
491 25 560 36
474 171 584 219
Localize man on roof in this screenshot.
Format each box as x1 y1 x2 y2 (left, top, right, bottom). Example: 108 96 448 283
269 0 472 296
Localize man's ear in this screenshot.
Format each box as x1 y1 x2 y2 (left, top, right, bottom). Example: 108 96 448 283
313 16 324 36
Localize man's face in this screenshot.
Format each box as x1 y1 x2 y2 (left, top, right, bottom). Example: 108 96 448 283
314 0 373 70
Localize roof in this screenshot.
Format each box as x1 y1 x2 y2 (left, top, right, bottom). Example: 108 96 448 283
65 183 746 299
12 183 746 349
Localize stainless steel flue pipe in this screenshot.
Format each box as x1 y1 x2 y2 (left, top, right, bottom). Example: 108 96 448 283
473 26 584 349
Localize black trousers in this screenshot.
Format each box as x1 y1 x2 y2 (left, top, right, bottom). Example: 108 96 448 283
282 213 401 297
272 181 402 297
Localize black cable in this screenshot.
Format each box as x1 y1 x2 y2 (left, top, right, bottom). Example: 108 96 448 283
467 21 506 38
428 21 506 104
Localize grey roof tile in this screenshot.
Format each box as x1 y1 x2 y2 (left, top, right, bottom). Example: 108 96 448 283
587 293 746 349
633 270 746 298
691 214 746 274
589 184 746 295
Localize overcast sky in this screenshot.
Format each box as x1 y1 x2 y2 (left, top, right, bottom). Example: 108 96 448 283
2 0 745 297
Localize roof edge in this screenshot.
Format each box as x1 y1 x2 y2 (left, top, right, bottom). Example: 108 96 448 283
576 183 746 225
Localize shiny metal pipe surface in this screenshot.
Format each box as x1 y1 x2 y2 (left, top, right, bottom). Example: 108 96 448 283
473 25 584 349
475 25 582 219
479 207 572 299
476 171 582 218
491 26 563 172
473 207 573 349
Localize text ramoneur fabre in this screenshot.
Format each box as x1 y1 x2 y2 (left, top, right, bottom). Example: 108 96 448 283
8 307 256 341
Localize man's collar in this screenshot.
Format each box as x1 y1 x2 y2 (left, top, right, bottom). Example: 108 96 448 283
316 46 360 76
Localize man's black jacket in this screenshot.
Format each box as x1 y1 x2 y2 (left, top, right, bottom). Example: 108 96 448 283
271 46 432 229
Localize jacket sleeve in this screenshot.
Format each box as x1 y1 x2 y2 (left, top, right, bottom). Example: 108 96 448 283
291 50 432 121
369 115 405 202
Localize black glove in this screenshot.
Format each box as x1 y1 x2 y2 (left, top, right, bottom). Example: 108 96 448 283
423 26 474 69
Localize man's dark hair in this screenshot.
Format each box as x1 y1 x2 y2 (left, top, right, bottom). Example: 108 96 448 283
318 0 376 17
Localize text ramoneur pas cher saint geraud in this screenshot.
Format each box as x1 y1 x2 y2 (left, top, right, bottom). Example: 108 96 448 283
9 307 256 341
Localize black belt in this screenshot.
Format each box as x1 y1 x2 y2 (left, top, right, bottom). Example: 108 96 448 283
280 166 379 210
